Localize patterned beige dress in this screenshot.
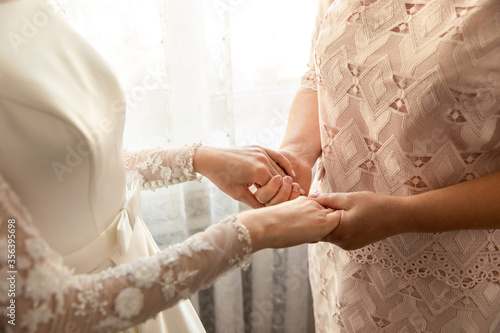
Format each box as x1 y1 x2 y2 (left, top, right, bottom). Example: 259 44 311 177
303 0 500 331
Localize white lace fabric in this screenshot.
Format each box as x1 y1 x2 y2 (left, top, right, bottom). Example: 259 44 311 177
306 0 500 331
124 143 202 191
0 172 251 333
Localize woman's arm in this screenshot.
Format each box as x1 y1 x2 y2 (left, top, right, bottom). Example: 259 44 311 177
406 170 500 232
124 144 298 208
276 0 332 183
0 173 338 332
279 87 322 191
280 88 322 169
253 0 330 203
312 170 500 250
253 88 322 204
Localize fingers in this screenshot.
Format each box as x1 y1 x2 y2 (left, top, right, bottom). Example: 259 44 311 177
237 188 266 209
254 175 301 205
325 209 341 230
263 148 295 177
251 159 280 188
246 146 297 193
289 183 301 201
254 175 283 204
268 158 287 177
309 192 346 210
267 176 294 206
312 209 341 243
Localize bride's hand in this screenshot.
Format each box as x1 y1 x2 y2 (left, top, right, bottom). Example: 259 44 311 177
237 196 340 252
193 145 295 208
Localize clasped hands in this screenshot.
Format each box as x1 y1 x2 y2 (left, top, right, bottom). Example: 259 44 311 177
192 145 314 208
194 145 400 251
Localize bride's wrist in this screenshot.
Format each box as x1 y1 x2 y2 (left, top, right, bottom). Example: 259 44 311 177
237 210 268 253
192 145 213 176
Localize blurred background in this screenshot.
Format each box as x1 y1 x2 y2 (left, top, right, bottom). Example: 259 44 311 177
55 0 317 332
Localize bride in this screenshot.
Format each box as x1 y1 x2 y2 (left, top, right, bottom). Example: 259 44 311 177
0 0 340 332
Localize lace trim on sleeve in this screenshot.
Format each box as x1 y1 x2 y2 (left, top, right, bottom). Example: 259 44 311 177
223 215 252 270
124 142 202 191
0 173 253 332
300 69 318 91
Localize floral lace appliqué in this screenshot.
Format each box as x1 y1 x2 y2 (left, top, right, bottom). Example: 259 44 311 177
124 143 202 191
0 169 253 332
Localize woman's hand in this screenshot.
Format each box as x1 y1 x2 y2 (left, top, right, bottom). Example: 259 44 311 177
238 196 340 252
253 87 321 207
253 175 301 206
312 171 500 250
193 145 296 208
253 149 312 206
310 192 406 250
279 149 313 194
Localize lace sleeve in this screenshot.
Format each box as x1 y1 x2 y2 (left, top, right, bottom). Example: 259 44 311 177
123 143 203 191
0 174 252 333
300 0 336 91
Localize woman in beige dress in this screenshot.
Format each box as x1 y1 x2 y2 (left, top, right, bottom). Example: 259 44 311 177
255 0 500 331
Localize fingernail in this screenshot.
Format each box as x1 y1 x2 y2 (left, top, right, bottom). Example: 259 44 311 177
308 192 319 198
274 175 283 184
292 184 299 192
284 176 293 185
300 189 306 195
292 170 296 177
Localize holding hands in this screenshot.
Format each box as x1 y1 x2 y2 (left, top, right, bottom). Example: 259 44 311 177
310 192 404 250
195 144 416 251
252 149 312 206
194 145 409 251
193 145 304 208
238 196 340 251
193 144 418 251
193 145 342 249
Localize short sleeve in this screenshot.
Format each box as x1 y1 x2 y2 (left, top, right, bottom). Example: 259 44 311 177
300 0 337 91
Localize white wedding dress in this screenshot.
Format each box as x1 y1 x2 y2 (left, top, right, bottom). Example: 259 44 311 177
0 1 252 332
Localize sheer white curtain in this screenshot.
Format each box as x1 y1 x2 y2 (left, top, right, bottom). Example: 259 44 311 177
56 0 317 332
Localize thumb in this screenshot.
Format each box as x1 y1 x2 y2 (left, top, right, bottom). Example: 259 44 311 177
325 209 341 231
309 193 345 210
318 210 342 243
238 188 265 209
